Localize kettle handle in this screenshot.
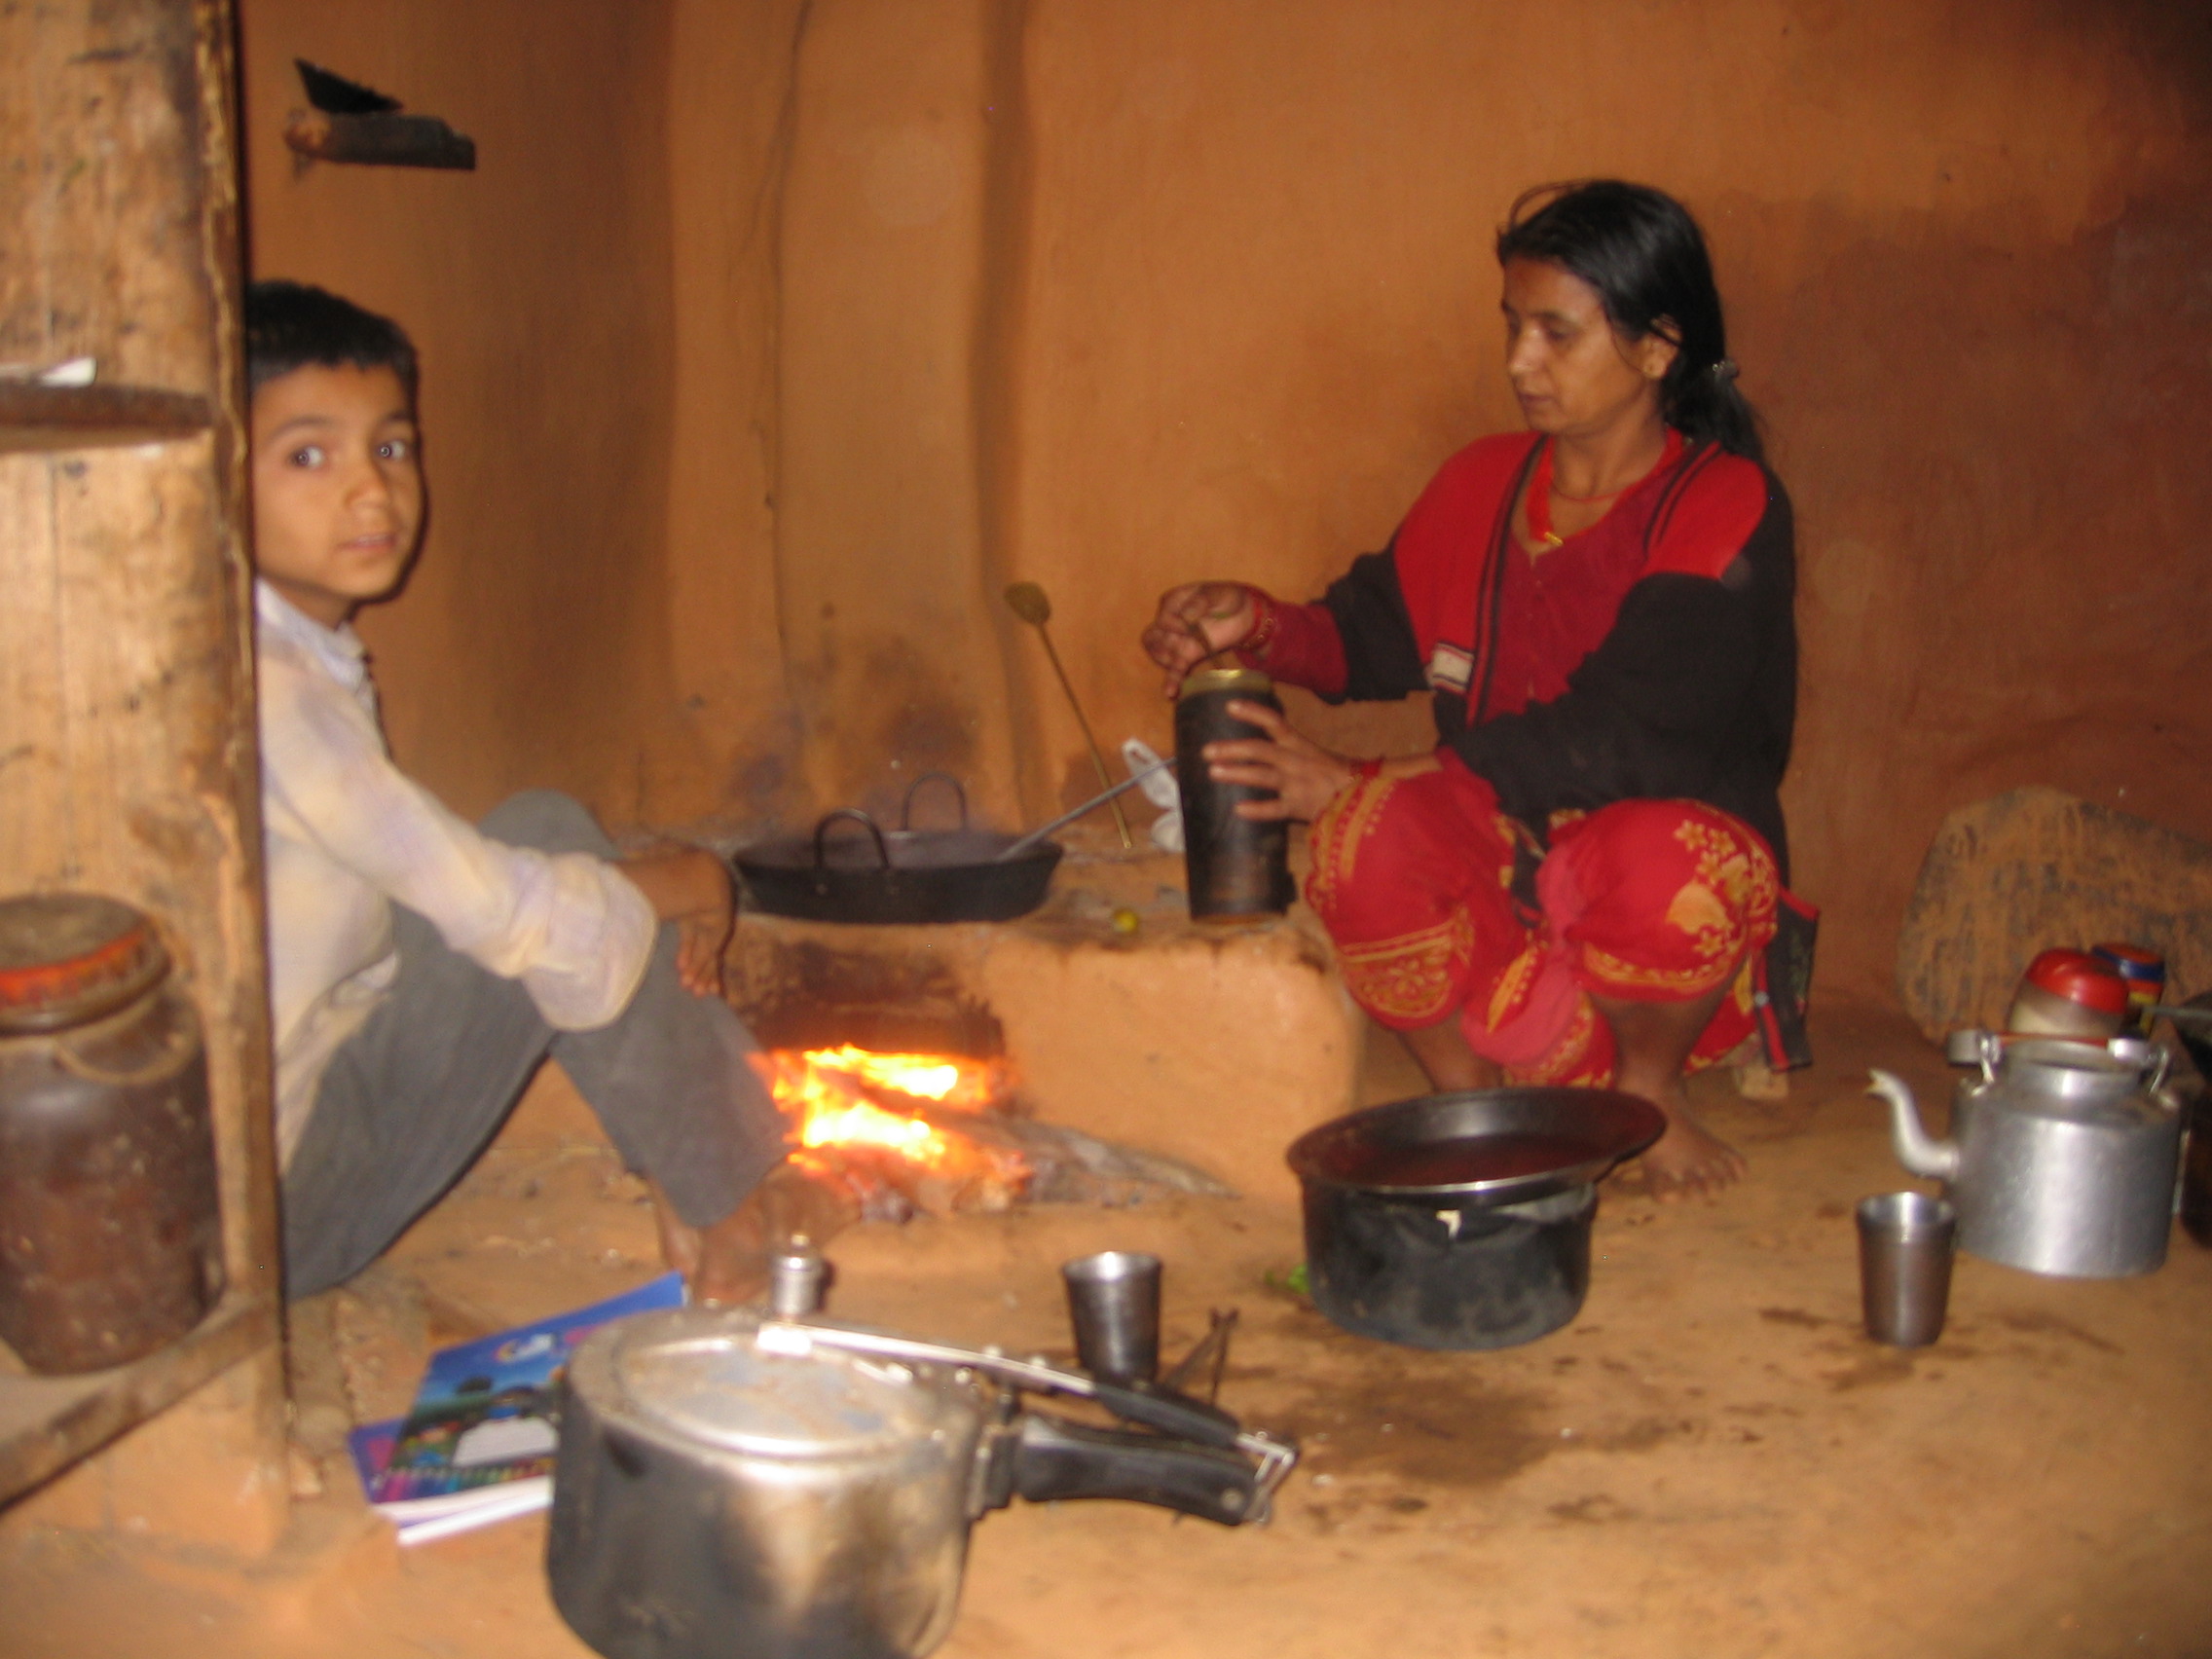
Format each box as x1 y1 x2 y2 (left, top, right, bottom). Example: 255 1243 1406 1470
2109 1034 2173 1095
1003 1409 1269 1526
1942 1027 2002 1082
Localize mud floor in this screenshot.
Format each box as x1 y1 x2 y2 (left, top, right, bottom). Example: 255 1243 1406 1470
6 997 2212 1658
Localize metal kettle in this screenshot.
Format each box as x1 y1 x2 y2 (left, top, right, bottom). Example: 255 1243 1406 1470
1867 1035 2184 1278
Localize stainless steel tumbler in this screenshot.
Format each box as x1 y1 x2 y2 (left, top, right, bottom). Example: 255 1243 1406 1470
1061 1250 1162 1384
1856 1192 1956 1347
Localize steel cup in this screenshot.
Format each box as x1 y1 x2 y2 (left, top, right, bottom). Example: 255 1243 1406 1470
1856 1192 1956 1347
1061 1250 1162 1384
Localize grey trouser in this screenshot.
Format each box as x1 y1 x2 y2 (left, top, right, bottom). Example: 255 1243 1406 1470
281 791 787 1300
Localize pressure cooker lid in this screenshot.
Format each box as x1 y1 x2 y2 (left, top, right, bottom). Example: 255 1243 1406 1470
612 1321 960 1458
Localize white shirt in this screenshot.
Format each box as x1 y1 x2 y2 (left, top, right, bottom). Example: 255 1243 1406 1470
256 582 656 1165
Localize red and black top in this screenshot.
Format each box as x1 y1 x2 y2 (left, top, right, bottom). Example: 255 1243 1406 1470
1249 430 1797 877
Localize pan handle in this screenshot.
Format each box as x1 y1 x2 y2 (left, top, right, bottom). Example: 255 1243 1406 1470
811 809 892 870
901 771 970 831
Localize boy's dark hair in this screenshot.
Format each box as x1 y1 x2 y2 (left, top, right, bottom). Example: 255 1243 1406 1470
243 279 419 408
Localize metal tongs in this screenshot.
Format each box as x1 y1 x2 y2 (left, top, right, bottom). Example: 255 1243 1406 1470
752 1317 1298 1518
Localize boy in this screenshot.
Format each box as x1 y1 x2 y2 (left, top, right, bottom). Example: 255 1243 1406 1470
248 280 817 1303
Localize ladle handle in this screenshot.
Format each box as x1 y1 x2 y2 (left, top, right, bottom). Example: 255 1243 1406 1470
994 757 1171 864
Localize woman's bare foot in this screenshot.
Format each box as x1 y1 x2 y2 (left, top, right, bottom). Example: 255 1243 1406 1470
1592 978 1746 1201
1630 1085 1746 1200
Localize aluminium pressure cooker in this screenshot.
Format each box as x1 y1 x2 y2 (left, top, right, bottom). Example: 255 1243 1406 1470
545 1305 1296 1659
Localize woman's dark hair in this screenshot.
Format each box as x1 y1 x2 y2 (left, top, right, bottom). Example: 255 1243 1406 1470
1495 180 1761 461
243 279 419 409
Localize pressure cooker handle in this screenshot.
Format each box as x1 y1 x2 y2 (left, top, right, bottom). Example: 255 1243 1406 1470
1008 1409 1264 1526
1085 1376 1242 1448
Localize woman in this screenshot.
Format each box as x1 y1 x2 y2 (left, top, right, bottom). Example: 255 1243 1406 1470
1142 180 1798 1198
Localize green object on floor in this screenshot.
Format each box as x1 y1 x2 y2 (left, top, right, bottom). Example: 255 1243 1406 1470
1263 1261 1309 1297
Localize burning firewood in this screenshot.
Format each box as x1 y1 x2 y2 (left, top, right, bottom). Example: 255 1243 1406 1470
751 1046 1233 1222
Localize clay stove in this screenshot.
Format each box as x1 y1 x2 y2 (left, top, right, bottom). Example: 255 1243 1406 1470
725 851 1367 1210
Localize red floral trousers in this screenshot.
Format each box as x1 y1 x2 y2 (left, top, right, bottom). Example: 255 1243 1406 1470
1305 757 1779 1087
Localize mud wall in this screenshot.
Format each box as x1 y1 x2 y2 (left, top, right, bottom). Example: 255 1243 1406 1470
997 0 2212 999
238 0 2212 999
237 0 684 823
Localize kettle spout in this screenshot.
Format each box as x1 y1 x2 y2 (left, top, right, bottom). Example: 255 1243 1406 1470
1866 1069 1960 1182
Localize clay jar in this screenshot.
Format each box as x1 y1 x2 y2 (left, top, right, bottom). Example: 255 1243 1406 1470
0 894 224 1373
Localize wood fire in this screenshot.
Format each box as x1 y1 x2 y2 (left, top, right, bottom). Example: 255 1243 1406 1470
750 1046 1030 1220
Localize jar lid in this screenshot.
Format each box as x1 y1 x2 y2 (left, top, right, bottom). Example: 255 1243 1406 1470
1180 665 1272 699
2019 948 2129 1016
0 893 168 1033
2090 941 2164 981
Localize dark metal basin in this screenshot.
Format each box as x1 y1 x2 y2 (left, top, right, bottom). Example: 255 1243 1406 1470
1286 1088 1667 1207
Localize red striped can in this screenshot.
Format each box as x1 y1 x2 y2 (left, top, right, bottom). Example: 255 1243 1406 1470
2090 941 2165 1036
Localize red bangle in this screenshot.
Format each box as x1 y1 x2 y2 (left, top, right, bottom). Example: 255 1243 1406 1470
1349 756 1384 780
1237 588 1280 661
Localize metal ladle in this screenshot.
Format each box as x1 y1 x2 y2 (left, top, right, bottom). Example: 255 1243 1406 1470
1005 580 1134 850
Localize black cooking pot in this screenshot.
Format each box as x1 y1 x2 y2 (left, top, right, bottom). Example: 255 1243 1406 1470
734 775 1061 925
1286 1088 1665 1350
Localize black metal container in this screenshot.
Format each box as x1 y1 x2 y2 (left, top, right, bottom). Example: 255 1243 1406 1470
1301 1182 1597 1350
734 775 1062 925
1286 1088 1665 1350
1174 667 1294 921
2169 991 2212 1249
0 893 224 1374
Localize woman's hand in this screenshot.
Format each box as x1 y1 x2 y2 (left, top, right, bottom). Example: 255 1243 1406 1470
1204 699 1358 823
619 846 735 998
1141 581 1255 697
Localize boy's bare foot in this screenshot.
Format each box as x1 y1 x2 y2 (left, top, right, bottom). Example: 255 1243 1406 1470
1628 1085 1745 1200
651 1162 861 1307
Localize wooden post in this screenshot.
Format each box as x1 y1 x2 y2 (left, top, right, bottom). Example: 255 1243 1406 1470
0 0 285 1550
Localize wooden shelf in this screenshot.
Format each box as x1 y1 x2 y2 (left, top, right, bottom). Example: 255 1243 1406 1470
0 1288 279 1503
0 382 214 453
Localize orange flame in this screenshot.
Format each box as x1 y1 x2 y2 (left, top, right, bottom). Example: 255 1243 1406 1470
750 1046 1016 1184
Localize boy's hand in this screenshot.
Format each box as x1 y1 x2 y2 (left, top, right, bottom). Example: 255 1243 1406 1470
619 846 735 998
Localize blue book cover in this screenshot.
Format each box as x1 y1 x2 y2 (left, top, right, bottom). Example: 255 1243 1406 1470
361 1271 683 1518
